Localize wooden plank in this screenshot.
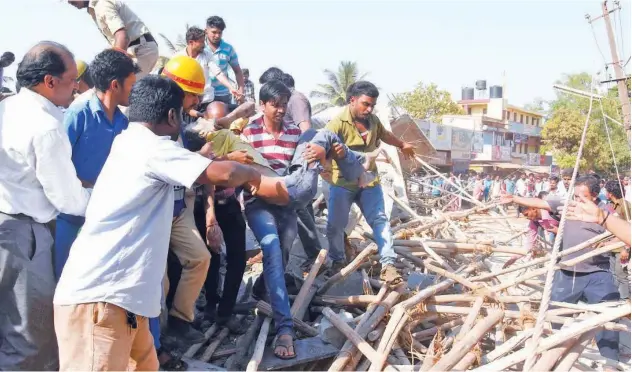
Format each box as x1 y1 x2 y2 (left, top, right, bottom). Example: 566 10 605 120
258 337 340 371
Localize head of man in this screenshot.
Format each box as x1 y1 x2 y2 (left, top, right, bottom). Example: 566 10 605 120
91 49 139 107
259 67 284 85
573 175 600 205
75 59 94 95
347 81 379 121
624 176 630 186
128 76 184 141
205 101 228 120
259 80 291 127
16 41 78 108
185 26 206 57
519 205 541 221
562 170 572 188
549 176 559 190
161 55 205 112
281 73 295 90
528 174 534 181
520 173 526 180
243 68 250 81
205 16 226 47
485 174 491 180
0 52 15 68
67 1 89 9
605 180 624 201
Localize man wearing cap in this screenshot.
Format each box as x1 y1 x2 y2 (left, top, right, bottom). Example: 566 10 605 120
68 0 159 77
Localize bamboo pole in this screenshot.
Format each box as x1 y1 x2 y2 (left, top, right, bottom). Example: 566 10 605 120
420 333 441 371
414 155 484 207
480 329 534 364
473 305 631 371
553 329 601 371
424 261 482 290
368 322 386 342
184 323 218 358
322 307 384 366
292 248 328 320
456 296 485 340
413 318 464 340
246 317 271 372
200 327 230 362
530 319 575 371
318 244 377 295
225 315 263 370
453 351 478 371
429 310 505 371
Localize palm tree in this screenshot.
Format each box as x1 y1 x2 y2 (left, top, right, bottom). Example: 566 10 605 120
310 61 367 114
155 25 190 71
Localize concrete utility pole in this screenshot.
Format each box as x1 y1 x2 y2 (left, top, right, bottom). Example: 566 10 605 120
601 1 631 141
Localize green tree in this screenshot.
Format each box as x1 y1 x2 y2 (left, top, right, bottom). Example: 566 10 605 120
310 61 367 114
390 82 464 122
156 25 190 71
523 97 546 113
541 72 630 172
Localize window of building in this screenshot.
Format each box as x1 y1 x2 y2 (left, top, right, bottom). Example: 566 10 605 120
526 116 530 125
534 118 539 126
483 108 487 115
513 113 517 121
520 114 524 123
467 107 472 115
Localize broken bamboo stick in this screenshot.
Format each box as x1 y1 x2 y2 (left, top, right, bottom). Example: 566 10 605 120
255 300 318 337
292 248 328 320
200 327 230 362
318 244 377 295
246 317 271 372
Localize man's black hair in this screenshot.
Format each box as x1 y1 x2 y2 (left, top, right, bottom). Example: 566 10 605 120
90 49 140 93
0 51 15 68
550 176 559 182
206 16 226 30
575 175 600 196
185 26 206 43
128 76 184 125
81 65 95 88
243 68 250 75
259 80 291 106
518 205 529 215
605 180 624 199
281 73 295 88
538 191 549 199
16 41 74 89
259 67 284 85
346 81 379 103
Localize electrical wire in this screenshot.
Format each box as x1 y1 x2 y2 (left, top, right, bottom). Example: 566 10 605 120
616 5 627 67
589 22 609 72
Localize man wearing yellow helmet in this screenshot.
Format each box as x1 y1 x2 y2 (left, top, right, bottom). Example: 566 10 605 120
74 59 94 96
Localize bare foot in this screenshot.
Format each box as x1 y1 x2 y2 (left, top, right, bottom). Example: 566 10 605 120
363 148 383 170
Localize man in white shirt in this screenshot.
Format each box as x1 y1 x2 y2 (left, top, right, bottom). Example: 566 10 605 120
176 26 240 120
515 173 527 197
547 175 567 200
0 41 91 370
68 0 159 77
53 76 280 370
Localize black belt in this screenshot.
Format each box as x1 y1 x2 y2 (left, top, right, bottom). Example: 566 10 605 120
129 33 155 47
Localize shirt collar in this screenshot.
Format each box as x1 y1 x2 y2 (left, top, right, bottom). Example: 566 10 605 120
20 88 64 122
252 116 290 133
87 93 125 126
88 0 98 9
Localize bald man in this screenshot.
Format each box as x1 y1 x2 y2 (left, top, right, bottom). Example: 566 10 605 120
0 41 91 370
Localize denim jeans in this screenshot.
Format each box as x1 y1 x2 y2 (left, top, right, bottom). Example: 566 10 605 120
245 198 298 336
54 215 83 280
551 270 620 360
284 129 368 210
326 184 396 266
149 317 161 349
296 204 322 260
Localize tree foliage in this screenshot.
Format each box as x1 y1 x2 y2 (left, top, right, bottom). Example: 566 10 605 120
310 61 367 114
390 82 464 122
541 72 630 173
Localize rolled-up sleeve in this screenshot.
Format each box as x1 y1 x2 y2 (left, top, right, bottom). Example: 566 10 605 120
33 129 91 216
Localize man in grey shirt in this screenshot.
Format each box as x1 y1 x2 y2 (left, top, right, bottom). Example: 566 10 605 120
502 175 620 361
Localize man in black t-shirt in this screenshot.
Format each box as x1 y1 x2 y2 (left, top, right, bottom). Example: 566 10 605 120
501 175 620 361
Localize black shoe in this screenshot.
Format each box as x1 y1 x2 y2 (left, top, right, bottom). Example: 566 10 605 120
167 315 206 344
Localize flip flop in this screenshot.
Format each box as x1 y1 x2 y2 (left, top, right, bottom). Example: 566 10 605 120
273 334 296 360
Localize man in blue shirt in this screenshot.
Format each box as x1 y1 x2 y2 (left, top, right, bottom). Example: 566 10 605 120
205 16 244 106
504 174 516 195
55 49 139 280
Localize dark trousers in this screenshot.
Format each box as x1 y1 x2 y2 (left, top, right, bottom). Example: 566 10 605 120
296 204 322 260
551 269 620 361
193 195 246 321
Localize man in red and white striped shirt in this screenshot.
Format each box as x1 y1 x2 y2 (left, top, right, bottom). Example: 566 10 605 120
241 115 301 175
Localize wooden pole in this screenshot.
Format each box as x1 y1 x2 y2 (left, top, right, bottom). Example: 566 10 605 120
480 329 534 364
456 296 485 340
430 310 504 371
292 248 328 320
318 244 377 295
256 300 318 337
225 315 263 371
322 307 384 366
200 327 230 362
184 323 218 358
246 317 271 372
553 328 601 371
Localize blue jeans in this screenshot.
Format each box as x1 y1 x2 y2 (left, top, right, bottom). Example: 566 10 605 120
551 270 620 360
149 317 161 350
54 215 83 280
284 129 368 210
245 198 298 336
326 184 396 265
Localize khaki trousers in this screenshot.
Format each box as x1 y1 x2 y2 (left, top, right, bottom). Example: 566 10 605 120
127 40 159 78
54 302 158 371
165 190 211 322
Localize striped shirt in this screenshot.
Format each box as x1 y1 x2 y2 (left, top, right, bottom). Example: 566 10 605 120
206 40 239 97
241 117 301 176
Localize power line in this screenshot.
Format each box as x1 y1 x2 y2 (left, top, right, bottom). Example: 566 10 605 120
615 1 626 65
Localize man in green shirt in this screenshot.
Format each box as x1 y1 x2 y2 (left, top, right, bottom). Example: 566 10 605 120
325 81 415 284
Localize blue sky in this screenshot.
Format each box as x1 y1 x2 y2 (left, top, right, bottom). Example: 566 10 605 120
1 0 629 107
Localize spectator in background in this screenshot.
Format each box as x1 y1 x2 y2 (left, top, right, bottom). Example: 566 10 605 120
491 174 502 199
527 173 536 197
243 68 255 102
605 180 631 221
623 176 631 202
0 51 15 88
205 16 244 105
431 176 443 197
504 174 516 195
473 174 484 201
534 175 544 195
483 174 492 201
604 180 631 300
598 179 608 202
515 173 527 197
560 169 572 194
541 176 550 192
548 175 566 199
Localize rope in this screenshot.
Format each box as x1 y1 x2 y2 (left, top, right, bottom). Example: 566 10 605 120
522 87 595 371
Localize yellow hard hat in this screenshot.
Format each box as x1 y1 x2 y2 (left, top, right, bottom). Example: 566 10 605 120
161 55 205 95
76 59 88 79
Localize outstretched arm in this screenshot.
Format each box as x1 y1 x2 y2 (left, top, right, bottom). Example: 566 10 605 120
567 194 631 245
380 130 415 159
196 160 260 188
500 194 552 212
